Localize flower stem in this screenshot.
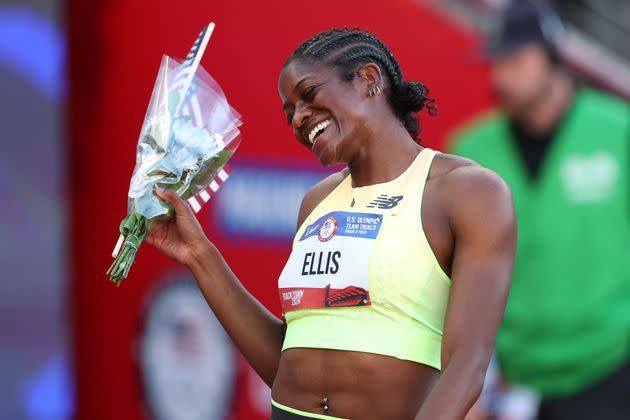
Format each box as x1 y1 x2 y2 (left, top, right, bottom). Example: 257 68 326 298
106 213 148 285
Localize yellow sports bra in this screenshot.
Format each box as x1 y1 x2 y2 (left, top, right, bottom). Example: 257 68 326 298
277 148 451 369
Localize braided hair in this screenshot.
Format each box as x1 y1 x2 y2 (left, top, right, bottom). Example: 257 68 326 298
285 28 437 142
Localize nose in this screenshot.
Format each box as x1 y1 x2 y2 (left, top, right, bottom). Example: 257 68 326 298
292 101 312 130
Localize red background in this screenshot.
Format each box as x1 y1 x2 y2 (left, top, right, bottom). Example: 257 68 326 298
68 0 492 418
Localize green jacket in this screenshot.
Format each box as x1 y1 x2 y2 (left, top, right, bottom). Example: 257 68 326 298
450 88 630 397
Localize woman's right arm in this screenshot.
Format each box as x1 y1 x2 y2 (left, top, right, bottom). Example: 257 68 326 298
188 244 285 387
148 188 284 387
147 170 346 387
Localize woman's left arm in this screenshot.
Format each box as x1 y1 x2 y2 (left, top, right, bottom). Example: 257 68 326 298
416 166 517 420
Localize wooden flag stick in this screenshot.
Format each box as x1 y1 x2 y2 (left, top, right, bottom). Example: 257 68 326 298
112 234 125 258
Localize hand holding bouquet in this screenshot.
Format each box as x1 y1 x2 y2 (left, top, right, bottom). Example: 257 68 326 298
107 23 241 285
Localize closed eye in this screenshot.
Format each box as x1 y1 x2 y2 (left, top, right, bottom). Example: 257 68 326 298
303 86 317 102
283 85 318 126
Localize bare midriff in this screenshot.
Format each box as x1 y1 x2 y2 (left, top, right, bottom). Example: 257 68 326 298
272 348 439 419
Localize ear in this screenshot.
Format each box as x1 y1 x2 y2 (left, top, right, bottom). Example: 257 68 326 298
356 63 384 93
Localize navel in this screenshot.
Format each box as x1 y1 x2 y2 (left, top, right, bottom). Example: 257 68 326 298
322 396 329 411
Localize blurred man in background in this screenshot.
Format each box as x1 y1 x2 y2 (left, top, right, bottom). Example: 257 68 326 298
450 1 630 419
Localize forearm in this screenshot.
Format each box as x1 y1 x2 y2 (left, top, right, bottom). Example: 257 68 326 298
415 354 486 420
188 242 284 387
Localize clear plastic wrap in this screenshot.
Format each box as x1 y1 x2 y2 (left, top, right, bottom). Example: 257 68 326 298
128 55 241 221
107 40 242 285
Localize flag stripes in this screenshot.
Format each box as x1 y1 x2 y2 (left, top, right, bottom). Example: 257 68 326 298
186 164 232 213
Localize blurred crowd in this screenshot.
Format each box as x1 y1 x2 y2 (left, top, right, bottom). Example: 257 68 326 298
452 2 630 419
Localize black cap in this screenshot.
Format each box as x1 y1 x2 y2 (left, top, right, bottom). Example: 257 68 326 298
486 0 565 58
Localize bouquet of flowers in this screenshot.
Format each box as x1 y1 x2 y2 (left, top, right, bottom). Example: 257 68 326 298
107 23 241 285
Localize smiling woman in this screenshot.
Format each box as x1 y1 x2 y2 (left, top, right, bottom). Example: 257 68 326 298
147 28 516 420
279 29 436 169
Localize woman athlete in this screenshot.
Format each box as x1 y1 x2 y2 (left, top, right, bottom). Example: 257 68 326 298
148 28 516 420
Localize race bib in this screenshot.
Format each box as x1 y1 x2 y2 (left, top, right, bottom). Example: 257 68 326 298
278 211 383 312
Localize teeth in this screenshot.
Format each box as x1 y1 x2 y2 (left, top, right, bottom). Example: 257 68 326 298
308 120 331 144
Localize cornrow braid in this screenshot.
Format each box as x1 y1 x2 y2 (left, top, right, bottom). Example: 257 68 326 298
285 28 437 142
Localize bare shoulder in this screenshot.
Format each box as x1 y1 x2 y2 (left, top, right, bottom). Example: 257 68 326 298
432 152 511 203
430 152 477 179
431 153 515 233
296 168 349 230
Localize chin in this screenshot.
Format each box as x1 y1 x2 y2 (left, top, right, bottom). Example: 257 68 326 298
498 93 531 116
317 153 337 167
315 142 343 167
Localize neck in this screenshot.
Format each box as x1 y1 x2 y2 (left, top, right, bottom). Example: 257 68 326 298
516 71 574 135
347 117 422 188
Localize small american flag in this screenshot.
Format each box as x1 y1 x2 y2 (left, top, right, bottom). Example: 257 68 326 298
172 23 232 214
172 24 214 125
187 165 232 213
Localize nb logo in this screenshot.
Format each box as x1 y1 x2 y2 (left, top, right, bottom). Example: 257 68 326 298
367 194 404 209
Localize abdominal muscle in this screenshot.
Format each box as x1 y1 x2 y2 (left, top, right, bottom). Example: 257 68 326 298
271 348 439 419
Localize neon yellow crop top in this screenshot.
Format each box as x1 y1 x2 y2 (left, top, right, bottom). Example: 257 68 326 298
277 148 451 370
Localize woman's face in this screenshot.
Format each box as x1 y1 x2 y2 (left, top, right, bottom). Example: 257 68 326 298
278 60 374 166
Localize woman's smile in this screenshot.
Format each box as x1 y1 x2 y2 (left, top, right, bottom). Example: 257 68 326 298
307 119 331 145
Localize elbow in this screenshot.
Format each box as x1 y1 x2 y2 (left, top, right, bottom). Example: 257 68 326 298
467 352 492 406
445 349 490 401
468 363 487 401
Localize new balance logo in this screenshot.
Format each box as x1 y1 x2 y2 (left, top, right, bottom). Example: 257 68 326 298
367 194 404 209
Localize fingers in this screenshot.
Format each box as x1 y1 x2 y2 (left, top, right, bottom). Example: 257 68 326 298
154 187 193 216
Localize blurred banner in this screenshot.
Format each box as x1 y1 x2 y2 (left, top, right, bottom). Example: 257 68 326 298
0 3 69 420
68 0 491 419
